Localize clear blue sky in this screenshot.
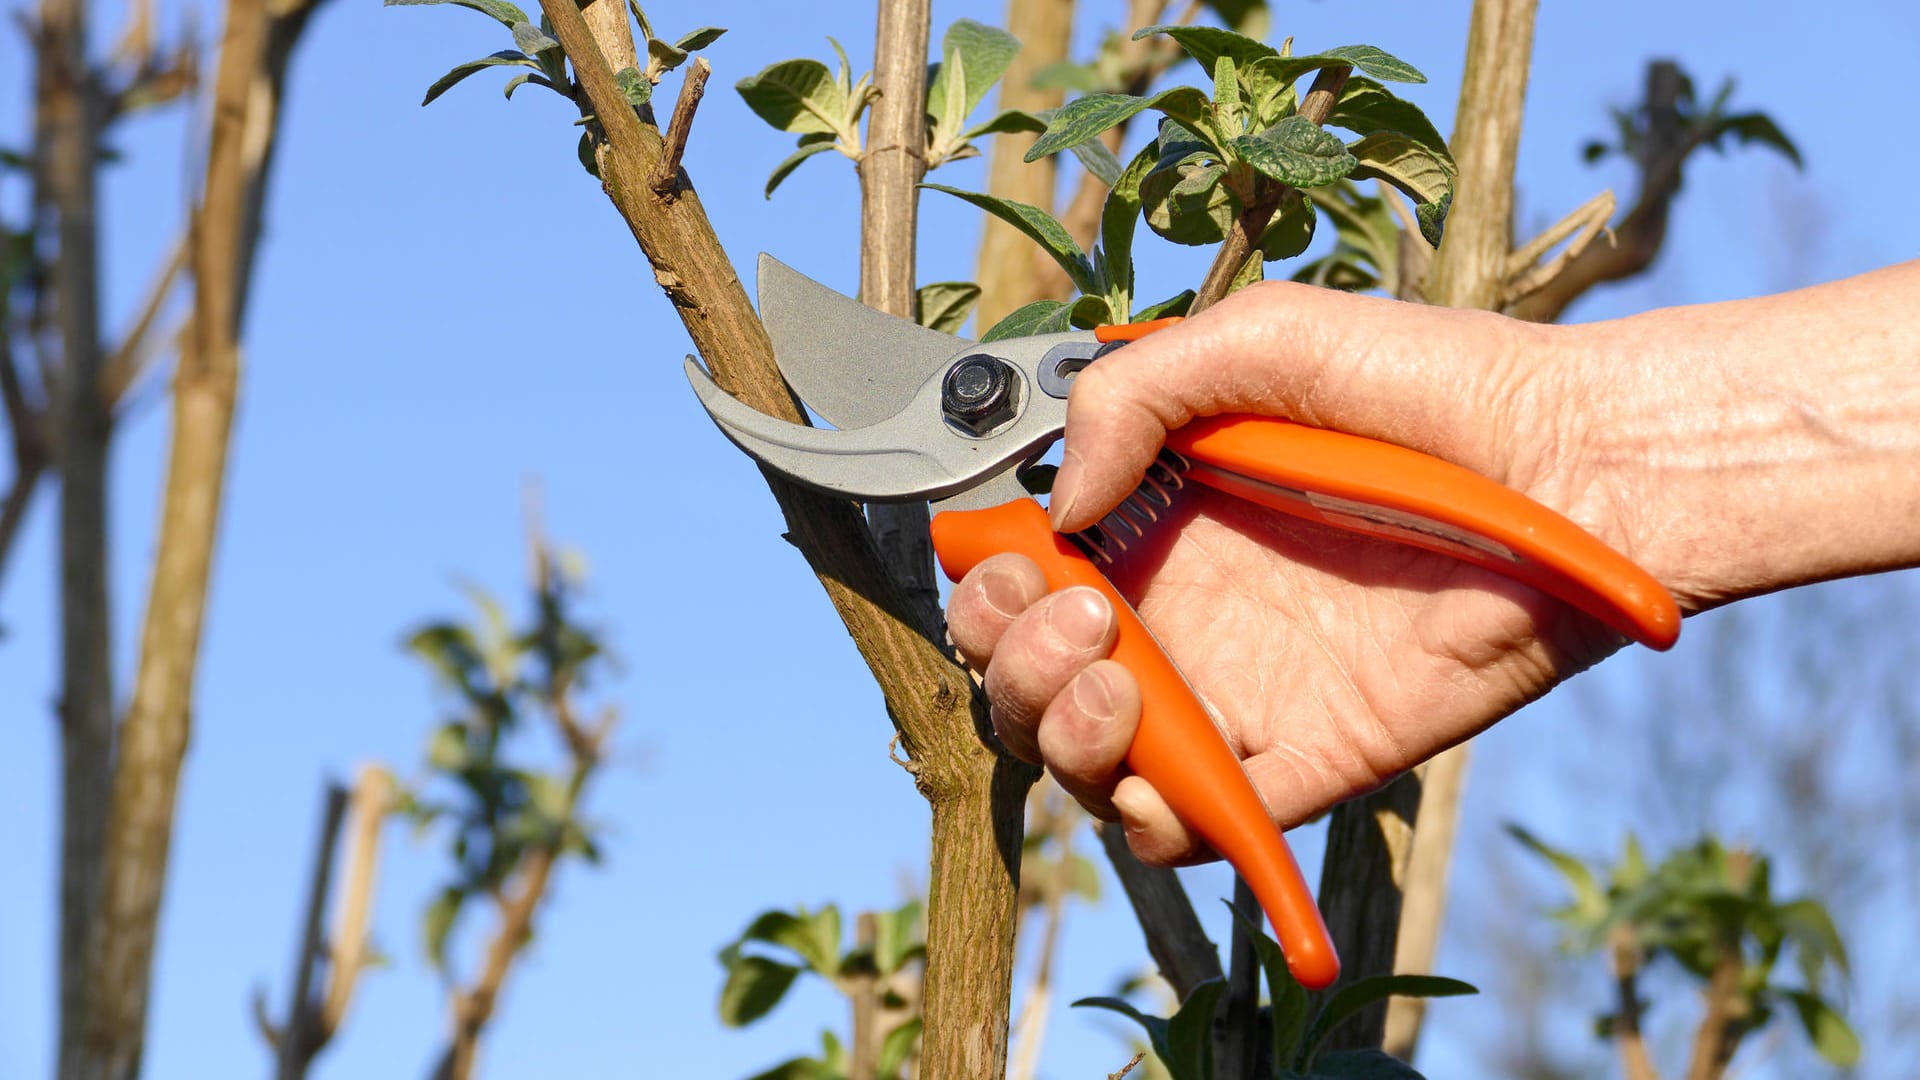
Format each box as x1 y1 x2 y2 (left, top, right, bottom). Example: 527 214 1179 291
3 1 1917 1077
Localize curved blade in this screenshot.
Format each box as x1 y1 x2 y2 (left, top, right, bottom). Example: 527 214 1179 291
758 253 970 428
685 355 1059 503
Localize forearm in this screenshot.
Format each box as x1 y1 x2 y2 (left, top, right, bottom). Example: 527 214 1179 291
1568 261 1920 609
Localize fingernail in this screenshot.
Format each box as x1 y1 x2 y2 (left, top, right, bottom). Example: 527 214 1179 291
980 566 1026 619
1073 665 1115 723
1046 587 1110 650
1048 448 1085 530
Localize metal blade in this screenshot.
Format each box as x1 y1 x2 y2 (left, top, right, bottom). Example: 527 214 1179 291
758 253 970 429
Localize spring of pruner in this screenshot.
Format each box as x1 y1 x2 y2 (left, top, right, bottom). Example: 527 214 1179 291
1068 447 1195 565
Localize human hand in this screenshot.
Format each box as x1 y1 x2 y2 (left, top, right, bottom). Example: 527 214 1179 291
946 280 1652 865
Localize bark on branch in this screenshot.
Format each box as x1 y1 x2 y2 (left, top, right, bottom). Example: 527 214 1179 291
532 5 1037 1076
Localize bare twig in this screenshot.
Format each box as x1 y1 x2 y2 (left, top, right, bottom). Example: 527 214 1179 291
1609 924 1662 1080
271 782 349 1080
0 327 47 598
320 764 392 1036
1190 65 1350 314
1109 1051 1147 1079
651 57 708 197
98 232 186 409
1501 189 1615 306
1382 746 1469 1060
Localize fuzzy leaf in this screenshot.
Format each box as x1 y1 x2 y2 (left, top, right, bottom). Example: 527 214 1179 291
873 899 924 976
736 58 847 137
384 0 528 31
718 955 801 1027
615 66 652 107
923 183 1094 293
1508 824 1606 925
1130 23 1276 72
1320 44 1426 84
424 886 464 970
1234 115 1355 188
1259 194 1316 259
982 300 1069 342
1071 138 1126 187
1072 996 1172 1067
1141 152 1235 246
926 18 1021 123
1100 141 1160 315
1225 902 1308 1067
963 109 1048 139
1024 87 1210 162
915 281 980 334
1164 978 1228 1080
502 72 551 99
1417 188 1450 247
1710 112 1802 168
763 135 836 197
674 26 726 51
1134 291 1195 321
877 1016 921 1078
421 51 539 106
510 20 557 53
1303 1048 1427 1078
1326 77 1452 172
1348 131 1452 204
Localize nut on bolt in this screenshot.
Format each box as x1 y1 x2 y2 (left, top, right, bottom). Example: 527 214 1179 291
941 354 1020 436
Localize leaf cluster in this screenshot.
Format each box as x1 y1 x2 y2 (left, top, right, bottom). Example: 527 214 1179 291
1076 904 1475 1079
394 553 612 973
1582 71 1800 172
737 19 1043 198
718 899 926 1079
1510 826 1858 1067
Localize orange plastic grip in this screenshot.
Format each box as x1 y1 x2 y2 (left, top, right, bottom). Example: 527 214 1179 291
1168 415 1681 649
930 498 1340 989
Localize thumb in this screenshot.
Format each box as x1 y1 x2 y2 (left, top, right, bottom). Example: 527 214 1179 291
1047 280 1524 533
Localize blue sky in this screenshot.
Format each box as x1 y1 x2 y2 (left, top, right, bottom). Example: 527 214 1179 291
3 0 1918 1077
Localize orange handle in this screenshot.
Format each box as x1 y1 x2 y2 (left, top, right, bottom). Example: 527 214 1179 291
931 499 1340 988
1168 416 1681 649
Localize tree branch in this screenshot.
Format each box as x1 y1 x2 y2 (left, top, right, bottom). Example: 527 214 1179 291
319 764 391 1038
534 5 1036 1077
1098 822 1221 999
1190 65 1349 314
1505 60 1689 323
1314 771 1422 1055
651 56 708 197
1382 746 1469 1060
1608 924 1662 1080
271 781 349 1080
0 325 47 603
972 0 1074 331
98 231 186 409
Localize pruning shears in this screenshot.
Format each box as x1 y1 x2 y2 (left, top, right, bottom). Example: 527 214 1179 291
687 255 1681 989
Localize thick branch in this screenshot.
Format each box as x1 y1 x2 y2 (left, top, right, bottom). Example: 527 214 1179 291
1314 772 1422 1054
79 0 332 1072
972 0 1073 330
38 0 114 1069
1382 746 1469 1059
1190 66 1349 314
536 6 1036 1078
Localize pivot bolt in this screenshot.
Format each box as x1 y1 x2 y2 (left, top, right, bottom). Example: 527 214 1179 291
941 354 1019 436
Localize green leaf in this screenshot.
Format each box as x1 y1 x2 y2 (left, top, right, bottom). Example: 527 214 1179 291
963 109 1049 140
1225 902 1308 1067
577 131 599 177
981 300 1069 342
1326 77 1452 173
1141 152 1236 247
1259 194 1316 259
1416 188 1450 247
502 72 553 99
1774 898 1849 976
1507 824 1606 924
615 66 652 108
1784 990 1860 1066
743 1057 833 1080
1130 23 1277 73
764 135 836 198
1226 249 1264 295
718 955 801 1027
1024 87 1210 162
1204 0 1270 35
420 51 539 107
1711 112 1802 169
1068 294 1115 330
427 722 470 772
915 281 980 334
424 886 464 970
922 183 1094 293
826 36 852 97
876 1016 921 1079
1303 975 1477 1065
384 0 529 31
1070 138 1125 187
674 26 726 51
1320 44 1426 84
1212 55 1242 133
1033 61 1104 93
1348 131 1451 204
736 58 848 137
1233 115 1355 188
927 18 1021 121
510 20 557 53
933 49 970 150
647 36 688 73
1163 978 1227 1080
1134 291 1194 321
1072 996 1172 1067
1303 1048 1426 1078
1099 141 1159 316
1241 55 1300 126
